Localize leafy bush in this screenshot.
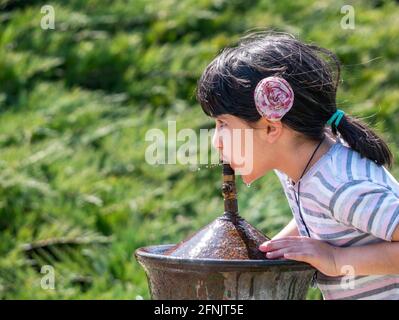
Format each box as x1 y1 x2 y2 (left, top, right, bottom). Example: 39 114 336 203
0 0 398 299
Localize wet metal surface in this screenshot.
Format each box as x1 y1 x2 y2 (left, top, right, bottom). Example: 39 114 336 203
164 212 269 260
164 164 269 260
135 164 314 299
135 245 314 300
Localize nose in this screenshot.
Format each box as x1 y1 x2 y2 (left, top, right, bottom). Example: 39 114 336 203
212 128 223 151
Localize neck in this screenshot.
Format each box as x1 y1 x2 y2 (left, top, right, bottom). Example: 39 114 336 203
276 135 335 184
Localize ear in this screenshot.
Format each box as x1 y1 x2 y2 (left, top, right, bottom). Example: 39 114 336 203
258 117 283 143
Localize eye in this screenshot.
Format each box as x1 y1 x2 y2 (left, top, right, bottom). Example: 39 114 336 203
216 119 227 128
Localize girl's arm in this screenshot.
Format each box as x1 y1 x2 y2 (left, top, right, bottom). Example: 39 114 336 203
259 225 399 277
260 181 399 276
272 218 299 240
335 240 399 275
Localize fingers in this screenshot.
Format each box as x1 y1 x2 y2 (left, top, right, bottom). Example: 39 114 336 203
273 236 308 240
265 247 302 259
260 240 295 252
259 237 311 252
262 242 316 268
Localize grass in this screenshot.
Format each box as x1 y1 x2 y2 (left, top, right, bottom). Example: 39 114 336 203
0 0 398 299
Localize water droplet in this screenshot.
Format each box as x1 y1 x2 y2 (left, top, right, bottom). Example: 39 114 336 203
197 167 201 171
246 183 252 188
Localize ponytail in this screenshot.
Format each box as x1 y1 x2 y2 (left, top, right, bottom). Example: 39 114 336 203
332 115 393 168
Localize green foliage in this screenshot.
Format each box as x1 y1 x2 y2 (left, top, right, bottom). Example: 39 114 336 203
0 0 398 300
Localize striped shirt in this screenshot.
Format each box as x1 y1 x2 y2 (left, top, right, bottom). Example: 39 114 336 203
274 139 399 300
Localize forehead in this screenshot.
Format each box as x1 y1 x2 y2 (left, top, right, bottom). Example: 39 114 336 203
215 114 251 128
216 114 233 121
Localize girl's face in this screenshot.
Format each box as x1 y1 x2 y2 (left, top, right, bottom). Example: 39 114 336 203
212 114 281 184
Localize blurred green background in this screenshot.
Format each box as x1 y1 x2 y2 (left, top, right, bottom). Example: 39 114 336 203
0 0 398 299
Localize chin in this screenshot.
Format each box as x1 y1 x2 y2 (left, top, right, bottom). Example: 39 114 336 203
239 172 258 184
229 163 260 184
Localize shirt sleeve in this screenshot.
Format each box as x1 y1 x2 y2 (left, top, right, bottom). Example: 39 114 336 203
329 180 399 241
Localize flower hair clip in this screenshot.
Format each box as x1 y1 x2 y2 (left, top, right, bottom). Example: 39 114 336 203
254 76 294 121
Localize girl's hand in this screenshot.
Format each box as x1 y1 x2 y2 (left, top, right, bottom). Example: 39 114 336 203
259 236 341 277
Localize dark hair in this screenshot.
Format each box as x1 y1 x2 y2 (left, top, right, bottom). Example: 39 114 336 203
196 31 393 168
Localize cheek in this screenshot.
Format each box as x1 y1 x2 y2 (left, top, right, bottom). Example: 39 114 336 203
220 129 233 159
238 129 256 158
229 129 255 174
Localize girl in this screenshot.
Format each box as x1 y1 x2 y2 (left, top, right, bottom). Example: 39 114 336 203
196 32 399 300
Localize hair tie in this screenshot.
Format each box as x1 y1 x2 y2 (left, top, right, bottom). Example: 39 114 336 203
254 76 294 121
327 109 345 127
